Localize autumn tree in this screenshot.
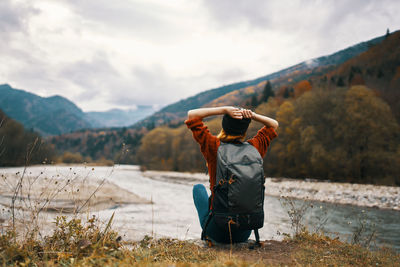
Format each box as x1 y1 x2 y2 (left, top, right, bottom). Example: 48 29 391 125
293 80 312 98
339 86 399 184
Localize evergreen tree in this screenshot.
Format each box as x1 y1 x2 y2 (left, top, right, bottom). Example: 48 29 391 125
251 94 258 107
336 76 345 87
262 81 274 102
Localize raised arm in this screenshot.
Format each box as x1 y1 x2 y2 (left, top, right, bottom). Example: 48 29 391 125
187 106 243 120
242 109 279 130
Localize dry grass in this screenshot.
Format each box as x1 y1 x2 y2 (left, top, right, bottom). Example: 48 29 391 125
291 231 400 266
1 216 399 266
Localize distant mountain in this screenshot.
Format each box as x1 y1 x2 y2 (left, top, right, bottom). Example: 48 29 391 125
134 34 386 128
86 106 157 128
0 84 93 136
0 84 159 135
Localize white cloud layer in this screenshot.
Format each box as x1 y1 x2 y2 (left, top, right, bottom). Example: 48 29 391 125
1 0 399 111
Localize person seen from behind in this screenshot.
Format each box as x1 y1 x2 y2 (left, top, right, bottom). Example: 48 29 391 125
185 106 278 244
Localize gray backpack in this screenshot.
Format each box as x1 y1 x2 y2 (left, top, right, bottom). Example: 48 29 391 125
202 142 265 244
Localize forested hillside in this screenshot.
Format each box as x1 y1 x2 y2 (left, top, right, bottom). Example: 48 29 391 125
0 109 55 166
48 127 145 164
325 31 400 122
136 31 400 185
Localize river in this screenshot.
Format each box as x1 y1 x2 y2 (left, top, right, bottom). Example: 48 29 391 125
0 165 399 251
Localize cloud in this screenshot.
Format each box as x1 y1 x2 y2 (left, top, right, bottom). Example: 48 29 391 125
201 0 270 29
109 65 179 106
201 0 400 49
61 0 188 42
106 65 249 108
59 53 120 100
59 58 185 109
0 0 39 39
0 0 40 63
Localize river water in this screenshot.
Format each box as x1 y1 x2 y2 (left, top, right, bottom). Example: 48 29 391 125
1 165 399 251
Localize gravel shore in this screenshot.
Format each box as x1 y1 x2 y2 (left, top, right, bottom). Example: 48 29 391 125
142 170 400 211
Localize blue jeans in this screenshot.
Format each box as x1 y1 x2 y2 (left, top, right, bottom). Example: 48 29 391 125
192 184 251 243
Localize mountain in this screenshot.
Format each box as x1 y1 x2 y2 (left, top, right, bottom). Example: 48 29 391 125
0 84 93 136
86 106 157 128
0 84 159 135
134 34 386 128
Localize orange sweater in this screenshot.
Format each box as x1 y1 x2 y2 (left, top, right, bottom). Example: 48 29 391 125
185 117 278 193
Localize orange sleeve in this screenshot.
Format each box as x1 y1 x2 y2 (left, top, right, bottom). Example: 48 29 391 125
247 126 278 158
185 117 220 163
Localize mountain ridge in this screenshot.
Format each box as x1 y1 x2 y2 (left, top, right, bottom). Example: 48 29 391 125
0 84 156 135
132 33 386 128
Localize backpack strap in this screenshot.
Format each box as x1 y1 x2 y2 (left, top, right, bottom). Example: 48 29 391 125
201 211 214 247
254 229 261 247
201 211 212 240
201 196 213 242
248 229 262 250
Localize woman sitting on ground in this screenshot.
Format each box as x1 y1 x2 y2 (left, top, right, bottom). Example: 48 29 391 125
185 106 278 243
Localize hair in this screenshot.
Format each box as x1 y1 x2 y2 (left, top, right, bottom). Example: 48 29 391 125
217 129 246 142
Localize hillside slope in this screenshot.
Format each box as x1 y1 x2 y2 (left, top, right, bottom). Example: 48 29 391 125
324 30 400 121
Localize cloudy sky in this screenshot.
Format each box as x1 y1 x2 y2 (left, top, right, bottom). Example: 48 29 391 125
1 0 399 111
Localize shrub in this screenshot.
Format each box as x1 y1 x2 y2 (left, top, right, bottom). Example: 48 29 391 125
60 151 83 163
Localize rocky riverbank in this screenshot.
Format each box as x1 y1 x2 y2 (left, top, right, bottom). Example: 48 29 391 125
142 170 400 211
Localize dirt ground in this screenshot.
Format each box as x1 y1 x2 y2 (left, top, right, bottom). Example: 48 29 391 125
197 239 297 266
226 240 296 265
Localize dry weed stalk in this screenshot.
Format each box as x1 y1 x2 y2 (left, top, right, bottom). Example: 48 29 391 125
279 195 311 236
0 141 130 242
11 137 40 232
351 210 377 249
